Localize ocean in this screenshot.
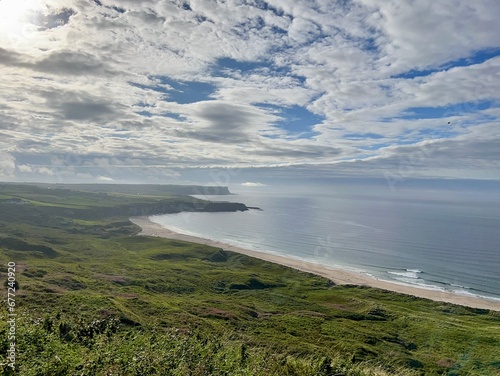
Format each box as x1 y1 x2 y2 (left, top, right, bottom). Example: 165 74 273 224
150 183 500 302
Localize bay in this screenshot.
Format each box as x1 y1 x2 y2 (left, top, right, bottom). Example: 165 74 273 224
151 184 500 301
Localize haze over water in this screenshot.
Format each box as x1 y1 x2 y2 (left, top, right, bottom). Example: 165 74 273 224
152 181 500 301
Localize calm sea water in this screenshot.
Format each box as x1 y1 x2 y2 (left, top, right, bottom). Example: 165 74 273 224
151 185 500 301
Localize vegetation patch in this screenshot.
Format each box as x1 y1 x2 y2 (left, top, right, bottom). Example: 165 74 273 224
45 276 88 290
150 253 189 261
22 268 48 278
95 274 130 285
229 277 280 290
206 249 229 262
0 237 58 258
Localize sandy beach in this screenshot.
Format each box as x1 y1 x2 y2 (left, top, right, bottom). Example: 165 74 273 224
130 216 500 311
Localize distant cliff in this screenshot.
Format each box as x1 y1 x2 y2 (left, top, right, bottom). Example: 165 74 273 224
29 183 232 196
26 200 249 220
0 183 246 223
101 200 248 217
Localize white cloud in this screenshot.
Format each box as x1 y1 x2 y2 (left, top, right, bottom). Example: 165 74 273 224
288 17 321 44
0 0 499 182
357 0 500 73
97 175 114 181
0 152 16 176
17 164 32 172
241 182 267 187
36 166 56 176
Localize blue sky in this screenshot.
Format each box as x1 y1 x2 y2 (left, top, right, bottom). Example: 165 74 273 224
0 0 500 185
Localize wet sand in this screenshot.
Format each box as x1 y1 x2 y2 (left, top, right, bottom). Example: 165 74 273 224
130 216 500 311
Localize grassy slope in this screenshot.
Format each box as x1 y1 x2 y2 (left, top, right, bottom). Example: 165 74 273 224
0 184 499 375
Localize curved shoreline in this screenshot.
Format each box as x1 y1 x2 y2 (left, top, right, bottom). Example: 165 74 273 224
130 216 500 311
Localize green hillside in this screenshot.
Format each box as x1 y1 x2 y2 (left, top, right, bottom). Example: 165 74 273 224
0 184 498 375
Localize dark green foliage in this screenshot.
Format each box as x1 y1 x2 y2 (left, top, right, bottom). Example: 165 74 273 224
22 268 47 278
229 277 278 290
0 237 58 258
207 249 229 262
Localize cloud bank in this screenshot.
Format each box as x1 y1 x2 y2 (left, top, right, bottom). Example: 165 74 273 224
0 0 499 183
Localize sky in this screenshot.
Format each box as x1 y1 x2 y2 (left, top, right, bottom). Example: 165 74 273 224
0 0 499 187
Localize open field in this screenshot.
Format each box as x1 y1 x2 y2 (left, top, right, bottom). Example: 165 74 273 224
0 183 499 375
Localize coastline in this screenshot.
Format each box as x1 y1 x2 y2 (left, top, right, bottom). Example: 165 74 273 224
130 216 500 311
